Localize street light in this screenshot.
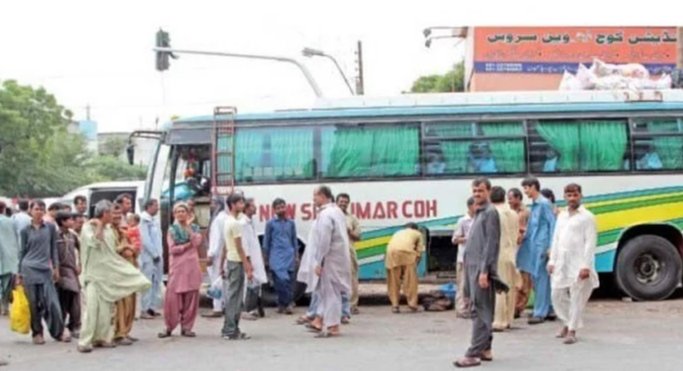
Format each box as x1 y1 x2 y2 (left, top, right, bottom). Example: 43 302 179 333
302 47 355 95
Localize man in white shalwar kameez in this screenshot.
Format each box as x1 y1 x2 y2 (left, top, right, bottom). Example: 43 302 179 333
298 186 351 338
548 183 599 345
240 198 268 320
204 196 227 317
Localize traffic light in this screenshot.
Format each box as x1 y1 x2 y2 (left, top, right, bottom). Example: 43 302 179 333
155 29 177 71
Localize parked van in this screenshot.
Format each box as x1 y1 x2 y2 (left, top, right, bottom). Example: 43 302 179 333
59 181 145 217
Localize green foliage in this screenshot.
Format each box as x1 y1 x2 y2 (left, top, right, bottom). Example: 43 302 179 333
0 80 147 198
99 136 128 157
409 62 465 93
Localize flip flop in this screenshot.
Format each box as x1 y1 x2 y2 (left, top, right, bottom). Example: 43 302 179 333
305 323 322 332
453 358 482 368
563 335 577 345
295 316 311 325
314 331 339 338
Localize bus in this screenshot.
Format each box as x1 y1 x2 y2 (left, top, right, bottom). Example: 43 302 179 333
130 89 683 302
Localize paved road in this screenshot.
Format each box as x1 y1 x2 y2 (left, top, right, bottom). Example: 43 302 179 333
2 299 683 371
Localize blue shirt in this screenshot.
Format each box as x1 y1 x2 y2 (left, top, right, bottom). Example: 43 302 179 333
140 212 163 262
263 217 297 273
543 157 558 172
516 196 556 276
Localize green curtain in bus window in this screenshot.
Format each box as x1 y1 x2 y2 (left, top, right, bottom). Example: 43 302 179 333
234 128 266 181
480 122 525 173
536 121 580 172
580 120 627 171
326 127 374 177
432 124 472 174
270 128 314 178
370 126 419 176
647 120 683 170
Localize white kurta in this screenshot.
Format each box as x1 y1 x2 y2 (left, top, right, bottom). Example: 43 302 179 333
548 206 600 330
300 203 351 328
297 219 319 293
239 214 268 285
208 211 227 311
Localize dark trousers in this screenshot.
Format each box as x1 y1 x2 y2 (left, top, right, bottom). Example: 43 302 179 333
25 282 65 339
222 261 245 336
271 269 293 308
464 264 495 358
244 285 264 317
57 288 81 333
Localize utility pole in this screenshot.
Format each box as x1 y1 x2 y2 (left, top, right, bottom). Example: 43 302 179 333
355 40 365 95
86 104 91 120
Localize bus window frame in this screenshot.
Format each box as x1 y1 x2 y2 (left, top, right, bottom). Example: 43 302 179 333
160 110 683 187
629 116 683 173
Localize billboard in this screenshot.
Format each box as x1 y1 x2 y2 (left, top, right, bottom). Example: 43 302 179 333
474 27 678 74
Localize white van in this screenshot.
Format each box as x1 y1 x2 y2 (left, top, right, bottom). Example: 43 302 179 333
59 181 145 217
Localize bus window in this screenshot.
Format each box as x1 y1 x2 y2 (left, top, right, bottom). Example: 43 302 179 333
423 121 525 175
631 118 683 171
233 127 315 183
320 123 420 178
529 119 628 173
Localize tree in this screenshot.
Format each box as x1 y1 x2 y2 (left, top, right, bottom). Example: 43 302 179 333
99 136 128 157
409 62 465 93
0 80 147 198
87 156 147 182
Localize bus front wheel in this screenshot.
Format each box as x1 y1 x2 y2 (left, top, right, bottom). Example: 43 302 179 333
615 235 682 301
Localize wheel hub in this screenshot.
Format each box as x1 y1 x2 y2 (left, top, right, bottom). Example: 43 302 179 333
634 254 662 284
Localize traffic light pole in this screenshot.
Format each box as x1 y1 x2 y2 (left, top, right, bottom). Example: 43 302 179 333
153 47 324 98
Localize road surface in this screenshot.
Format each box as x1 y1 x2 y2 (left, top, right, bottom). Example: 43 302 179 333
2 296 683 371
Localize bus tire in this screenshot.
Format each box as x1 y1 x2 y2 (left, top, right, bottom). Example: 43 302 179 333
615 235 682 301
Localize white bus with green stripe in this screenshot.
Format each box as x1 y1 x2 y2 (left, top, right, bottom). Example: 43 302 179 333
133 90 683 301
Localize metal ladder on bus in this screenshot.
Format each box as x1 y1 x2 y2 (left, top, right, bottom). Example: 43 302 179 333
212 106 237 196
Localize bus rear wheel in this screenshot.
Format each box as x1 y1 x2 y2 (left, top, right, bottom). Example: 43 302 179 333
615 235 682 301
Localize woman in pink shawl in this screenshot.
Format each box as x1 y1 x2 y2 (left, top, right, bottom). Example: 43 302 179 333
158 202 203 338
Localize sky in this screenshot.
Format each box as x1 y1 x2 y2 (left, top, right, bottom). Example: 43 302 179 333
0 1 677 133
0 0 467 133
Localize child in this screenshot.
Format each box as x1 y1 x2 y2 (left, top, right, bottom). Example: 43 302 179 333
126 214 142 253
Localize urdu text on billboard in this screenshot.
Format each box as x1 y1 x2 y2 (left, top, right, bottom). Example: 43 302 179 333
474 27 678 74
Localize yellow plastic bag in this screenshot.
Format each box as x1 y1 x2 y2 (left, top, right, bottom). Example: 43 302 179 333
10 285 31 334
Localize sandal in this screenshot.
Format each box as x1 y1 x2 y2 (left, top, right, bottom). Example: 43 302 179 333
454 357 482 368
181 329 196 338
158 330 172 339
314 331 340 338
391 307 400 314
341 316 350 325
295 316 312 325
563 335 577 345
305 323 322 332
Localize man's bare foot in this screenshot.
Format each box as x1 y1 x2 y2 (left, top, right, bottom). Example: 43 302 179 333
33 335 46 345
60 331 72 343
556 326 569 338
564 330 578 344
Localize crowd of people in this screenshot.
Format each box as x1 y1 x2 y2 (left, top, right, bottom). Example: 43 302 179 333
447 177 599 368
0 177 599 368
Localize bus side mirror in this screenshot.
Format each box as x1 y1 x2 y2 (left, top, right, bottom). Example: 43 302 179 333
126 144 135 165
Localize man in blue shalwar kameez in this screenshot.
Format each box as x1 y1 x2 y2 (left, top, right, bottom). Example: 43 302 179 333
264 198 298 314
517 177 556 325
